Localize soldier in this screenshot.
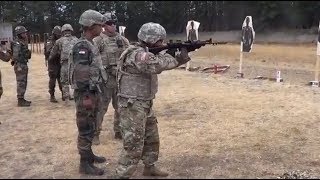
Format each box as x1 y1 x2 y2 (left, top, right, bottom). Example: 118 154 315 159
115 22 191 179
69 9 108 175
49 24 78 102
44 26 63 103
93 12 130 144
11 26 32 107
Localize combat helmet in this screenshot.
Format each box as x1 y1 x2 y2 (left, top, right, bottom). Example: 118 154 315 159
137 22 166 44
15 26 28 35
61 24 74 32
52 26 61 35
79 9 106 27
103 12 118 23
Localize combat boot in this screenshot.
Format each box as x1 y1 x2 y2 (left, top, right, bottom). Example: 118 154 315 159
114 132 122 140
50 95 58 103
17 98 31 107
92 135 100 145
93 154 106 163
79 160 104 176
143 165 169 177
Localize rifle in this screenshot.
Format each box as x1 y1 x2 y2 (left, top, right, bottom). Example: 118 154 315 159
148 38 217 54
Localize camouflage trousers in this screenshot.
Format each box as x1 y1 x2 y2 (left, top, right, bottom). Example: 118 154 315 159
60 61 70 99
48 62 62 96
74 89 100 161
96 75 120 136
14 63 28 99
115 97 160 178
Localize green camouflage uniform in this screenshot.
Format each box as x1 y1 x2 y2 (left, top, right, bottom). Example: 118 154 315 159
50 32 78 100
115 22 191 179
93 32 129 138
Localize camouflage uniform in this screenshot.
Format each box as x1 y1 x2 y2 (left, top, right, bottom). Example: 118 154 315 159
44 26 63 102
11 26 32 106
49 24 78 101
115 22 191 179
69 9 108 176
93 12 130 142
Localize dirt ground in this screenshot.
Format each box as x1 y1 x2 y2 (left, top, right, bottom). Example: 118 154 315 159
1 43 320 178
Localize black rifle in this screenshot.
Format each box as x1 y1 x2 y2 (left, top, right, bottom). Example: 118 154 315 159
148 38 217 54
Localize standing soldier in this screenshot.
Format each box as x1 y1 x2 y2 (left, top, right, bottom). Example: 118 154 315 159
115 22 191 179
11 26 32 107
93 12 130 144
44 26 63 103
69 9 108 175
49 24 78 102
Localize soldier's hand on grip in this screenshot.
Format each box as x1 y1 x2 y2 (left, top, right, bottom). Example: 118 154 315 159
166 48 176 57
176 47 191 66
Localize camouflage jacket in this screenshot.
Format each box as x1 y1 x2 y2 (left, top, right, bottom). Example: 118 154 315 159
49 33 78 64
69 37 108 91
117 44 179 100
11 38 31 64
93 32 130 70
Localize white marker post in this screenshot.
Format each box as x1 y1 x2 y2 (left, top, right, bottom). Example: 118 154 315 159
186 20 200 71
119 26 126 37
310 21 320 87
237 16 255 78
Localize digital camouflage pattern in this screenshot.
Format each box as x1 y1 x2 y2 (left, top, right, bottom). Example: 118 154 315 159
79 9 106 27
12 38 31 99
115 29 191 177
93 32 129 136
137 22 166 44
49 31 78 100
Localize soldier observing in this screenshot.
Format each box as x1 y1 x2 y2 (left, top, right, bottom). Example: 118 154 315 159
69 9 108 176
49 24 78 102
44 26 63 103
11 26 32 107
92 11 130 144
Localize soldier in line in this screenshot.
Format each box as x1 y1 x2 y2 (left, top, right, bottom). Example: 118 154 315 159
69 9 108 176
93 12 130 144
44 26 63 103
49 24 78 102
11 26 32 107
115 22 191 179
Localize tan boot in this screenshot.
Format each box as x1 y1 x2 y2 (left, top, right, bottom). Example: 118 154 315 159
142 165 168 177
92 135 100 145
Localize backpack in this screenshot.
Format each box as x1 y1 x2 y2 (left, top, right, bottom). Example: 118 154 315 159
71 40 93 90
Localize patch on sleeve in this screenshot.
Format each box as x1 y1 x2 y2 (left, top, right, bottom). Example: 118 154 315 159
135 51 150 62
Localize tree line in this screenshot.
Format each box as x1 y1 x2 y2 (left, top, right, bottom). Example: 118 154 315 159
0 1 319 40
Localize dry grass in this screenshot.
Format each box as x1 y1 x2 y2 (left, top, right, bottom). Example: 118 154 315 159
1 44 320 178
